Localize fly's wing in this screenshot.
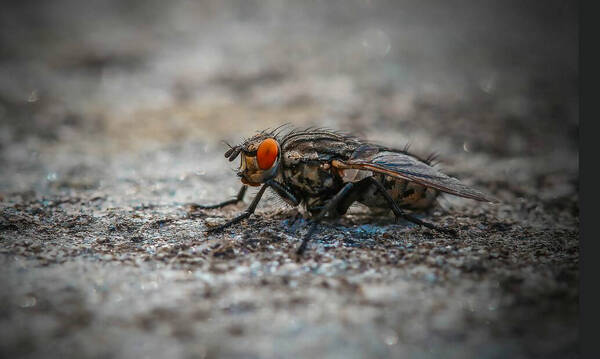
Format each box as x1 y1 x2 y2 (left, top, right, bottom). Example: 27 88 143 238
340 145 497 203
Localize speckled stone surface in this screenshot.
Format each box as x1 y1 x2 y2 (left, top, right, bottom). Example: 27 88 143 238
1 1 578 358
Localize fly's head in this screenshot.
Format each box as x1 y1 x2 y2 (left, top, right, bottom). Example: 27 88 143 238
224 134 281 186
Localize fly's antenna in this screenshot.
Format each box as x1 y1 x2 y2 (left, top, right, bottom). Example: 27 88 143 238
224 139 242 161
222 140 234 150
226 147 242 161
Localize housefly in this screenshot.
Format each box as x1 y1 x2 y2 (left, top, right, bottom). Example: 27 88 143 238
195 126 497 255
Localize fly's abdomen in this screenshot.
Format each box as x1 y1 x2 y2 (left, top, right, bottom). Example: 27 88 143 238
397 181 439 210
359 174 439 212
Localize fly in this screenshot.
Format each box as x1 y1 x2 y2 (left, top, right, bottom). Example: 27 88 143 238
193 126 497 255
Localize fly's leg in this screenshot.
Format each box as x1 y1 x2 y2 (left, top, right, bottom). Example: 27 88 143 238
189 186 247 210
206 185 267 233
266 180 300 206
368 177 456 235
297 182 355 255
267 180 305 226
335 179 372 216
205 181 298 234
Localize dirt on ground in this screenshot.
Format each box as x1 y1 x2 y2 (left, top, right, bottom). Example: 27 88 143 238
0 1 578 358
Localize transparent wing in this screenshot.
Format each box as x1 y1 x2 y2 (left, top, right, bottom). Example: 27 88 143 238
342 146 497 203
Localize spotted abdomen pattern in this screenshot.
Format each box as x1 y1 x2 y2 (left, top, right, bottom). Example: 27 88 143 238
358 173 439 212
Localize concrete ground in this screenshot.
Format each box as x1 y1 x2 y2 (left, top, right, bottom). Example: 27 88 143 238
1 1 578 358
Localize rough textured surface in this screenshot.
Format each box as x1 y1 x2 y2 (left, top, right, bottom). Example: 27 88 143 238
1 1 578 358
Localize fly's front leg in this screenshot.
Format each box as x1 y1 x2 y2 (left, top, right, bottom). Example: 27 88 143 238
297 182 355 255
206 185 267 233
266 180 299 206
368 177 456 236
265 180 306 227
189 186 247 210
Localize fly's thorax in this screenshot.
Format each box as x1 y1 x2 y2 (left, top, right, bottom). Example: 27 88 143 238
281 161 342 197
278 132 362 195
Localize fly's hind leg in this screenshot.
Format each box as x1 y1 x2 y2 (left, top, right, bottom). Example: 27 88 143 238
368 177 457 236
188 186 248 210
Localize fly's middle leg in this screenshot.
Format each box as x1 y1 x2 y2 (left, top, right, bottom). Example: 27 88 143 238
304 180 371 218
296 182 355 255
335 179 373 216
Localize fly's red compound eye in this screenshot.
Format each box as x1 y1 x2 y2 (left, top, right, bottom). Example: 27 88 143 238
257 138 278 170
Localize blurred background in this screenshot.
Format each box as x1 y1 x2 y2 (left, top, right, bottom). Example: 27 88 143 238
0 1 579 358
1 0 578 197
